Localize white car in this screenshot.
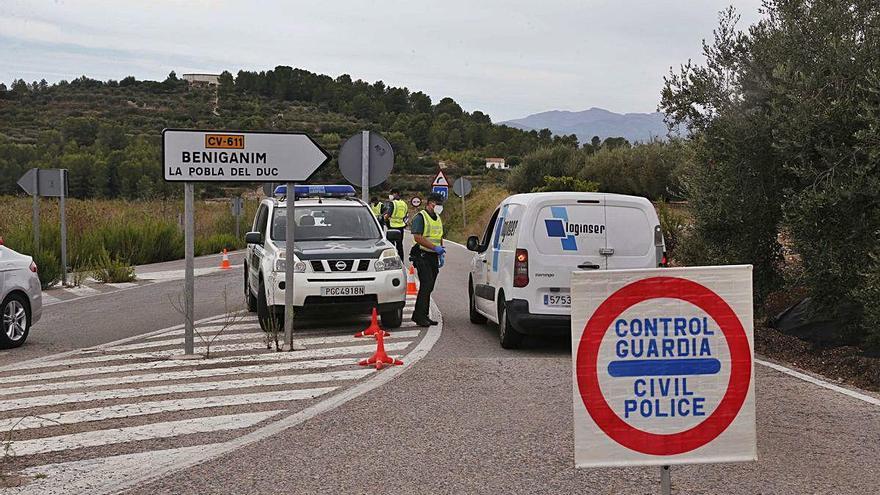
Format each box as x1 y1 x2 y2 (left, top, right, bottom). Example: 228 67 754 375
0 245 42 349
466 192 665 348
244 185 407 331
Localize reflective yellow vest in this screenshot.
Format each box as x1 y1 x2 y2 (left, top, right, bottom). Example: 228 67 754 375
389 199 408 228
418 210 444 252
370 202 382 217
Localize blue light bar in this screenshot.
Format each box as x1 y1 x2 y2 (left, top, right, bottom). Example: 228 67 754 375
274 185 356 199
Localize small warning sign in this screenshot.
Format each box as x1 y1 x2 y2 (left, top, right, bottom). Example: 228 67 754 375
432 170 449 187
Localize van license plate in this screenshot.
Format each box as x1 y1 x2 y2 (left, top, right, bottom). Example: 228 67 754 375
544 294 571 307
321 286 365 297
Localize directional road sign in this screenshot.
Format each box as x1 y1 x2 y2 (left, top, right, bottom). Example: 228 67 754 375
570 265 755 468
17 168 68 197
163 129 330 182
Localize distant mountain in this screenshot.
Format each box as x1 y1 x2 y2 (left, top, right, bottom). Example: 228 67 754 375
501 107 668 144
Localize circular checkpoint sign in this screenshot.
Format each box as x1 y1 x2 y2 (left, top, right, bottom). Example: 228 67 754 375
576 276 751 456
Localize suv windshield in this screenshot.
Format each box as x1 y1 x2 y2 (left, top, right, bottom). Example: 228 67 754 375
270 205 381 241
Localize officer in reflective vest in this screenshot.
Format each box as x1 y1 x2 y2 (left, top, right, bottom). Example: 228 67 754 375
384 188 408 261
409 192 445 327
370 196 384 229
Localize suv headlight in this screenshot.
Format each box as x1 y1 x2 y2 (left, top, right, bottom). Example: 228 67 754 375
275 259 306 273
374 248 403 271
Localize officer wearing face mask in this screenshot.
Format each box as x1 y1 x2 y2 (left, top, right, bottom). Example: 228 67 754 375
409 192 445 327
384 188 407 261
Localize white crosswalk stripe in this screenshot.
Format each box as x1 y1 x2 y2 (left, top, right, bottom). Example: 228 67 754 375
0 369 370 412
0 387 337 432
0 296 429 492
7 410 281 457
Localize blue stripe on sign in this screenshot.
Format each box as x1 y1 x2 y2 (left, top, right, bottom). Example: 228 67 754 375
607 358 721 377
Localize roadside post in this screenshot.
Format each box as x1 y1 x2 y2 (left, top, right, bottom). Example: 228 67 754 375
452 176 472 228
17 168 69 285
570 265 756 493
339 131 394 202
431 170 449 201
163 129 330 354
231 196 244 239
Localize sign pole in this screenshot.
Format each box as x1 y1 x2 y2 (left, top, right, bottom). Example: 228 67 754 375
660 465 671 495
461 176 467 228
361 130 369 203
32 170 40 252
59 178 68 286
284 182 303 351
184 182 195 355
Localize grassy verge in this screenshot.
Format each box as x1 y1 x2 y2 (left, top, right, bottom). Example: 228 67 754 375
0 196 258 287
439 185 511 244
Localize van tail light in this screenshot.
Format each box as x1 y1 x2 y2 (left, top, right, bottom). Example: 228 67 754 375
30 261 38 273
659 253 668 268
513 249 529 287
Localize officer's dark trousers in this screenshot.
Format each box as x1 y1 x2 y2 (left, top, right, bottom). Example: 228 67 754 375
389 227 405 261
411 251 439 322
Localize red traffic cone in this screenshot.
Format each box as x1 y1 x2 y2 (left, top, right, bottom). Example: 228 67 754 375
220 249 231 270
354 308 390 338
406 265 418 296
358 327 402 370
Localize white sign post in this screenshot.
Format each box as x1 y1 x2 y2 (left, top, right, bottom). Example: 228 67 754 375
163 129 330 355
570 266 755 492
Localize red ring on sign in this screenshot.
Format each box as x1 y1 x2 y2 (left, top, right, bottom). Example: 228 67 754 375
576 276 751 455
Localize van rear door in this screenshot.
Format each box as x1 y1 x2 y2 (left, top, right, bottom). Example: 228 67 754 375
528 196 606 316
604 197 658 270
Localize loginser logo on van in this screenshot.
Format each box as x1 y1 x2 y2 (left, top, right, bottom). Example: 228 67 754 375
544 206 604 251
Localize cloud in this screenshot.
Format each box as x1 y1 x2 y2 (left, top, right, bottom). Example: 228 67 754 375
0 0 765 121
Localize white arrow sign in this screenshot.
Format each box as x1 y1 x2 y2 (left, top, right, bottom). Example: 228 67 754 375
162 129 330 182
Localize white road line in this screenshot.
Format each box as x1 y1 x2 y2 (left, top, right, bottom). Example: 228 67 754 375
63 285 102 296
756 358 880 406
0 369 371 412
120 329 420 353
0 387 336 432
0 342 410 385
137 267 225 281
101 330 264 352
104 282 139 289
7 410 282 457
40 293 63 306
0 357 363 397
11 329 420 370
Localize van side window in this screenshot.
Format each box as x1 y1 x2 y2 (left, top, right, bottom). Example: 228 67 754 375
480 208 501 251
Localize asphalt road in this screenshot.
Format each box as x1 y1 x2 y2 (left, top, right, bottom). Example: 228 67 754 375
114 242 880 495
0 251 248 366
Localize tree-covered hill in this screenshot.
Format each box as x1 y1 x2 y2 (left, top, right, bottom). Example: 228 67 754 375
0 68 575 199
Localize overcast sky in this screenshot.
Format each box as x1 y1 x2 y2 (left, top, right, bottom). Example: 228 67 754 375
0 0 764 122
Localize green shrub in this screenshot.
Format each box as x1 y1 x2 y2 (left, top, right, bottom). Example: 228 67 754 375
91 248 136 283
508 145 580 193
656 203 688 260
195 233 242 256
33 249 62 289
531 176 598 193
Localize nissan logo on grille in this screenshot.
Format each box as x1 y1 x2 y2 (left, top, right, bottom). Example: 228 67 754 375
335 261 348 271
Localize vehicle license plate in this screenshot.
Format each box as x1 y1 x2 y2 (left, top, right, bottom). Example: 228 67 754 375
544 294 571 307
321 286 365 296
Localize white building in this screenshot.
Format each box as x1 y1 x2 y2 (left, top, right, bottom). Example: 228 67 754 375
485 157 508 170
182 73 220 86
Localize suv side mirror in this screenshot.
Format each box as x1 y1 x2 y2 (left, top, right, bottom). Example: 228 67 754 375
245 231 263 245
385 229 402 242
466 235 480 252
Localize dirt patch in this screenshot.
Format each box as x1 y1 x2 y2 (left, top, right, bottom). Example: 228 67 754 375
756 323 880 392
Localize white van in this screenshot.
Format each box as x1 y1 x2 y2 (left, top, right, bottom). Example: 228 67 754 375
465 192 665 348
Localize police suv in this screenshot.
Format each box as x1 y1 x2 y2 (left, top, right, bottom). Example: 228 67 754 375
466 192 666 348
244 185 406 330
